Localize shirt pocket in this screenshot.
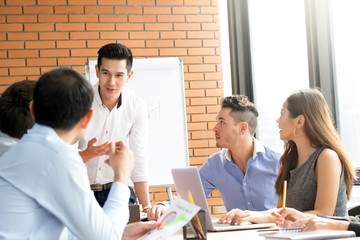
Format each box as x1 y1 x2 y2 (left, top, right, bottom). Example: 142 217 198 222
112 122 132 144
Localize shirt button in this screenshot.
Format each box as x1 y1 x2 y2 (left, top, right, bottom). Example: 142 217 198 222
99 167 101 171
248 202 251 205
244 183 247 186
105 131 108 134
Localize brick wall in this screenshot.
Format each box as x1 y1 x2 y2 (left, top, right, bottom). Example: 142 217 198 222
0 0 225 216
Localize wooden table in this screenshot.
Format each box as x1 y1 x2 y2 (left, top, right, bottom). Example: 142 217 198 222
168 229 360 240
168 228 268 240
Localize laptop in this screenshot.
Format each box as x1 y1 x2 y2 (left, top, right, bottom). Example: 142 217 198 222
171 167 276 232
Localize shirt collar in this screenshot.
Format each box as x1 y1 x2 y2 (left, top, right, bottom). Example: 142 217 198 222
224 138 265 161
117 93 122 108
27 123 76 147
94 82 122 109
253 138 265 158
0 131 18 144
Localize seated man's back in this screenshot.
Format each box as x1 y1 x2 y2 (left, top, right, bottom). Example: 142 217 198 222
0 124 112 238
0 67 134 239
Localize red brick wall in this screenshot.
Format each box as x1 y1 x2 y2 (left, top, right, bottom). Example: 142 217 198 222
0 0 225 216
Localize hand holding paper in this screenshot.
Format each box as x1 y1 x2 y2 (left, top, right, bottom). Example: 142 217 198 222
138 197 200 240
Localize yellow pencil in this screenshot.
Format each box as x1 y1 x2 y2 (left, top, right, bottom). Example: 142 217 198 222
282 180 287 224
282 180 287 209
188 191 204 234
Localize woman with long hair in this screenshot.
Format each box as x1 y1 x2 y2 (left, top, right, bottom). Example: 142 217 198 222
219 88 355 224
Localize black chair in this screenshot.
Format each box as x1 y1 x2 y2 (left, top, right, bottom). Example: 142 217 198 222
349 169 360 216
348 204 360 217
128 205 140 223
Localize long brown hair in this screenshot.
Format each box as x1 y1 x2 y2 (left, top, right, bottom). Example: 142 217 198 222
274 88 355 200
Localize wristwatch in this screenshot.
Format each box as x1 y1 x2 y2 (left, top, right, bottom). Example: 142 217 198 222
141 204 152 212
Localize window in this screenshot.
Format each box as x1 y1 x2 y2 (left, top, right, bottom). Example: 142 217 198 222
331 0 360 168
248 0 309 152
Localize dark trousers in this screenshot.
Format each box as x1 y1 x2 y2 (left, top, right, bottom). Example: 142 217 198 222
94 186 137 207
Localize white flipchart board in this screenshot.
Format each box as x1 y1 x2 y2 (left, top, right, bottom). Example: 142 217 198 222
85 58 189 187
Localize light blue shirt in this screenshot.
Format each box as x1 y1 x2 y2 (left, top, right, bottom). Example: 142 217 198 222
199 139 281 211
0 131 18 157
0 124 130 240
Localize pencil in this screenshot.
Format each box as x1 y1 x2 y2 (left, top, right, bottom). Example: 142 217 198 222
282 180 287 209
282 180 287 224
188 191 204 235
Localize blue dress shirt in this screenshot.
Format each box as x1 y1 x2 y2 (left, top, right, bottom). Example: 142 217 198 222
0 131 18 157
199 139 281 212
0 124 130 239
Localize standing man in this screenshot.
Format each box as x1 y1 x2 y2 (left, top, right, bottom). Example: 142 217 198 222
78 43 150 210
147 95 281 222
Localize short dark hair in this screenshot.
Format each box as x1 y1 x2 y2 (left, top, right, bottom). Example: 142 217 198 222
0 80 36 139
97 43 133 73
33 67 94 130
221 95 259 136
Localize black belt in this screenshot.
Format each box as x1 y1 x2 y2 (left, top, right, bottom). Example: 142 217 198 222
90 182 113 191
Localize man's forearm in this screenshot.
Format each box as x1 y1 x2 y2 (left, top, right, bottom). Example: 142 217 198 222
79 150 91 163
134 181 150 207
319 215 360 223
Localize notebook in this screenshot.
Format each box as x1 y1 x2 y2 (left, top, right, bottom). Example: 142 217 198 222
171 167 276 232
262 230 355 239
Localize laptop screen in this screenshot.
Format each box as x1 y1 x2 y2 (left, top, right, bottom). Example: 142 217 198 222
171 167 214 230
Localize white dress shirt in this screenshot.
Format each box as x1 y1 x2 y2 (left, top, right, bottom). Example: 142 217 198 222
79 83 149 185
0 124 130 239
0 131 18 157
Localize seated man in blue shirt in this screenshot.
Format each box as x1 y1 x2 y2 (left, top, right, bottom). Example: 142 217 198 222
148 95 281 222
201 95 281 223
0 67 157 239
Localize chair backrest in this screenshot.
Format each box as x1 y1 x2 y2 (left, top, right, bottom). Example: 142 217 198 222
128 205 140 223
348 204 360 216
